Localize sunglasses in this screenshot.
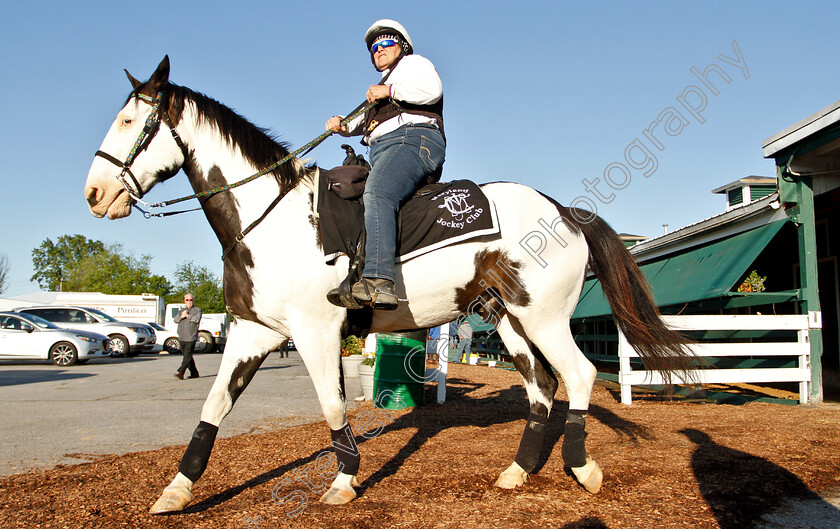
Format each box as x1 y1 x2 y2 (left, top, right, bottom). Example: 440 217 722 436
371 39 398 53
184 298 193 302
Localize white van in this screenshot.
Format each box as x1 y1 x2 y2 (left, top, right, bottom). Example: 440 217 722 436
2 292 164 325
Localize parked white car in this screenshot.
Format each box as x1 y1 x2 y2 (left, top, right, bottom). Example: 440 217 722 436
147 322 181 354
0 312 111 366
14 306 155 357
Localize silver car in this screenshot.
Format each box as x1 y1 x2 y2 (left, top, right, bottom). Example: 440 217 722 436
0 312 111 366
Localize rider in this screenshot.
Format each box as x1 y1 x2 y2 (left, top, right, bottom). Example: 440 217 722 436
326 19 445 311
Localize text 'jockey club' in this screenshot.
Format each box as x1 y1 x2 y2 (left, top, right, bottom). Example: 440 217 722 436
520 39 749 268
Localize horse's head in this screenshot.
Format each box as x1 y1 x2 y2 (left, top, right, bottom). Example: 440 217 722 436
85 56 186 219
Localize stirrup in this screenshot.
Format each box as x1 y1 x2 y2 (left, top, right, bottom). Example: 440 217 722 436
352 278 398 310
326 252 365 310
327 286 365 310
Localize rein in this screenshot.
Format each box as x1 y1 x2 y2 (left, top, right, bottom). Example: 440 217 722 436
99 88 373 219
97 85 375 258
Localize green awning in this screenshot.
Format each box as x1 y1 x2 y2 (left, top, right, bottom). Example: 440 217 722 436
572 220 788 319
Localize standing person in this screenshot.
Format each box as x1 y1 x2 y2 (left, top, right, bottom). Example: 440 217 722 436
174 293 202 380
459 320 475 362
326 19 445 311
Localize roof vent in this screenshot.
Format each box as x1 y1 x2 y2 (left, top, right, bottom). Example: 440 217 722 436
712 176 777 211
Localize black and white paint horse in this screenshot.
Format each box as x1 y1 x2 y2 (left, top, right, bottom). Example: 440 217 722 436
84 57 692 514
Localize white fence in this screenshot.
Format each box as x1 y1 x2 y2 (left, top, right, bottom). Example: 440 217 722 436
618 314 819 404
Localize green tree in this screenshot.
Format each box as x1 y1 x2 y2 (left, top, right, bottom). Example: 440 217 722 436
31 235 106 291
31 235 172 295
65 244 172 296
0 254 9 295
168 261 225 313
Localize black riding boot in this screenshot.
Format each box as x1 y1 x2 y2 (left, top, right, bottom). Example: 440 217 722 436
351 278 398 310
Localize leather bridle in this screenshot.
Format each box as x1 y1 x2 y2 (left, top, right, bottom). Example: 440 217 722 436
90 82 373 256
94 88 187 202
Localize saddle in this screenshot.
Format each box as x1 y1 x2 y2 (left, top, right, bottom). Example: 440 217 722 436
316 145 500 311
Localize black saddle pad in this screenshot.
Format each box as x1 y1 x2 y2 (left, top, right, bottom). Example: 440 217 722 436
316 171 499 264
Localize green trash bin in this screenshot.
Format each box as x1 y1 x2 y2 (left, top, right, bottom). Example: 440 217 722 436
374 330 427 409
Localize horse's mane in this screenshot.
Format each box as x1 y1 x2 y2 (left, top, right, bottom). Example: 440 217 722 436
132 83 300 192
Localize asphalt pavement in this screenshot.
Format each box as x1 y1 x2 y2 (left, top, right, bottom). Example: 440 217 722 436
0 350 362 477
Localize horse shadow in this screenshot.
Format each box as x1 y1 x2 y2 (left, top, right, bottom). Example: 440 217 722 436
530 400 654 476
356 377 656 493
680 428 840 529
186 376 654 512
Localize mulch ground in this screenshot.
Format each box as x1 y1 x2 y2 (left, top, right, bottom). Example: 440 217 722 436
1 363 839 529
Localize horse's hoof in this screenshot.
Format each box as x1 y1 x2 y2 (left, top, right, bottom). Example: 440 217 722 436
571 456 603 494
494 462 529 489
319 476 359 505
149 486 194 514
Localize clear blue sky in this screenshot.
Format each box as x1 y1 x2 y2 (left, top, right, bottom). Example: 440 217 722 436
2 1 838 297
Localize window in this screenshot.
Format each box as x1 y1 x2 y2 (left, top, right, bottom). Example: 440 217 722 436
51 309 72 323
0 316 30 331
68 310 88 324
25 308 67 322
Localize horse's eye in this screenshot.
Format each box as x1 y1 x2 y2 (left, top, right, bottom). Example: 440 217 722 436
122 118 133 126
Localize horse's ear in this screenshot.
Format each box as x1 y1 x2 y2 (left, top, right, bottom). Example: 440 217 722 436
146 55 171 92
124 69 143 90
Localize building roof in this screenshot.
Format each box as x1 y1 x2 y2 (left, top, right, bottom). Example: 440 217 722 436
627 192 786 264
711 176 777 194
762 99 840 158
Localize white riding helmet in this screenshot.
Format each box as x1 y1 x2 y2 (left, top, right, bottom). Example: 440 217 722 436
364 19 414 55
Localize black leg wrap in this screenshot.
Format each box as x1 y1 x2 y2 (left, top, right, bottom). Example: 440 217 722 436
562 409 588 468
514 412 549 473
330 424 360 476
178 421 219 482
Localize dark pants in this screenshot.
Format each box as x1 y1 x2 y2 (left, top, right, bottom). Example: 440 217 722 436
178 340 199 377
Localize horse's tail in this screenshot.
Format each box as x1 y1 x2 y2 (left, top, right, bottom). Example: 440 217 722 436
544 196 695 385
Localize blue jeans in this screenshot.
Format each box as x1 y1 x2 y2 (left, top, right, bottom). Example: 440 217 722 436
363 124 445 282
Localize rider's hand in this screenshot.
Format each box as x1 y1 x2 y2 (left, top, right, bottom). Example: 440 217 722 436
366 84 391 103
325 116 346 133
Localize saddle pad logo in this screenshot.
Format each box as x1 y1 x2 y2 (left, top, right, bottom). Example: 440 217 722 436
433 188 484 229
